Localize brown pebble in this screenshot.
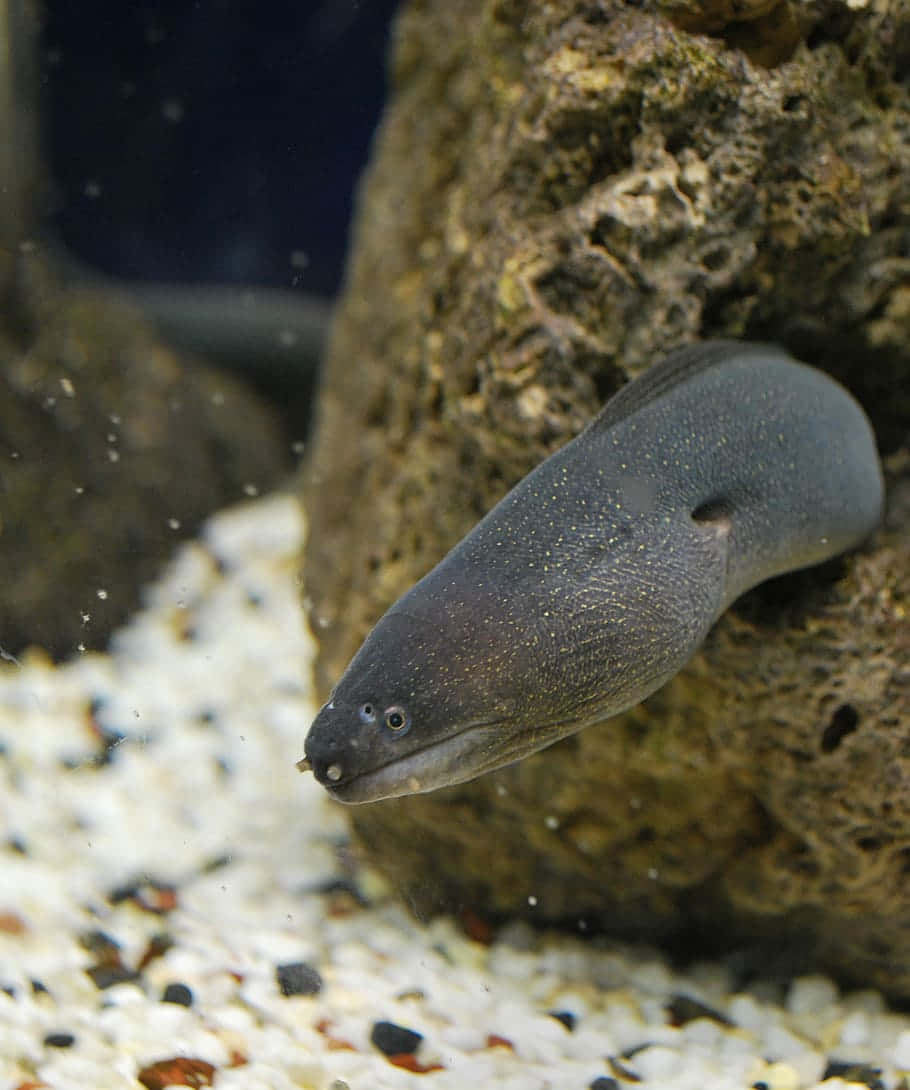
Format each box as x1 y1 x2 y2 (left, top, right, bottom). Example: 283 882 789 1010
386 1053 445 1073
0 912 27 935
137 1057 216 1089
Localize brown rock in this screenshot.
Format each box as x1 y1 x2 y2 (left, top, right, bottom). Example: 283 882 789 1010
0 259 288 659
0 0 41 302
303 0 910 991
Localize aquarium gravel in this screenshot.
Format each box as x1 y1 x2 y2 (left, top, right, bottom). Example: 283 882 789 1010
1 493 909 1090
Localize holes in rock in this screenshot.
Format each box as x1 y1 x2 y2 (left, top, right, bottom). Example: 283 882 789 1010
462 369 482 398
425 383 444 420
867 935 892 959
789 852 820 877
804 8 859 52
589 213 623 250
534 261 604 312
505 114 637 216
701 247 730 272
431 290 448 316
820 703 859 753
364 388 391 428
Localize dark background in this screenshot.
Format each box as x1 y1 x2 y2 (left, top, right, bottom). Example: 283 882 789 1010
41 0 400 299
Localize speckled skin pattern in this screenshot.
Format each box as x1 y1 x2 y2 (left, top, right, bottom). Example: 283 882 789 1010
303 342 883 803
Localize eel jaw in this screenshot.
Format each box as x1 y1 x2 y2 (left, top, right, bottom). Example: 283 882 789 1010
307 719 513 805
305 708 600 805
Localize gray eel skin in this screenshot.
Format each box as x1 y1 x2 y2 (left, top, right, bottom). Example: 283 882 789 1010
300 341 884 804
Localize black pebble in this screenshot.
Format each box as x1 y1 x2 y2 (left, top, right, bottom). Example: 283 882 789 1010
589 1078 619 1090
314 876 371 908
44 1031 76 1048
549 1009 577 1031
107 880 141 904
162 982 194 1006
822 1060 884 1090
276 960 323 997
80 929 122 956
86 965 140 990
666 993 733 1027
370 1019 423 1055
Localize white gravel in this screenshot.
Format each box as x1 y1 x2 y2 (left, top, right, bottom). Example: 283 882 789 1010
0 493 907 1090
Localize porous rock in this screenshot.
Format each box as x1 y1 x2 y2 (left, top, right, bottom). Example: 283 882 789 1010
303 0 910 991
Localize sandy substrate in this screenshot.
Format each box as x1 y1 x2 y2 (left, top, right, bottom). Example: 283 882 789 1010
1 494 908 1090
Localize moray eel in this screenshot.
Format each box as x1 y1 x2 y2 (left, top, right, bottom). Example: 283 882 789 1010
299 341 883 804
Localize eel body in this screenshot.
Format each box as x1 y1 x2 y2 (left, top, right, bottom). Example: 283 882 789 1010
301 341 883 804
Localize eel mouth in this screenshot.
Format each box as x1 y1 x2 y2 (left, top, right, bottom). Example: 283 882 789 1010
308 704 602 805
312 717 514 805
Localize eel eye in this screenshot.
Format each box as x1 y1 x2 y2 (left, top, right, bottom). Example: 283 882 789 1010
384 705 409 732
359 703 376 724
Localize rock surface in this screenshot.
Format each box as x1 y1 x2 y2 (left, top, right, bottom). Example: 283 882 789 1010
303 0 910 991
1 258 288 658
0 0 40 302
